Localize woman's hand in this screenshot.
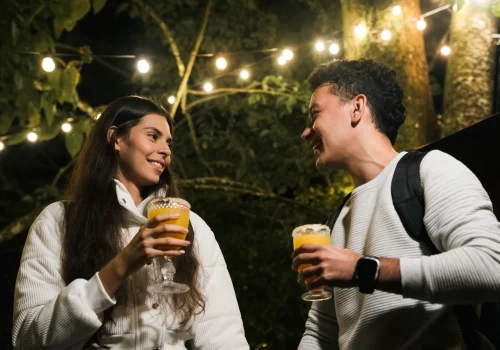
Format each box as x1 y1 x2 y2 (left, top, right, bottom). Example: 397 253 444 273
99 213 190 297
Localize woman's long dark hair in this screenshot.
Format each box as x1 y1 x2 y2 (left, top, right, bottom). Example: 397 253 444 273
62 96 204 346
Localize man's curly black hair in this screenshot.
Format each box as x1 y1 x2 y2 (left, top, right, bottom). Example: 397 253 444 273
308 58 406 145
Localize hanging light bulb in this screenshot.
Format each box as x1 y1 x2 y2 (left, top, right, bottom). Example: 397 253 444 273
203 82 213 92
282 49 294 60
417 18 427 30
441 45 451 56
27 132 38 142
0 141 4 151
42 57 55 72
329 43 340 55
315 41 325 52
95 113 101 120
215 57 227 70
381 30 392 41
240 69 250 80
167 95 175 104
453 3 458 11
277 56 287 65
61 123 72 133
137 59 150 73
355 24 368 38
392 5 402 16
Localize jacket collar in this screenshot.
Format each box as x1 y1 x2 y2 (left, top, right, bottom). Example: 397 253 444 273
113 179 168 225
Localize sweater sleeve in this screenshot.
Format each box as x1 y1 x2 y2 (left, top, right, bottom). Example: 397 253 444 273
187 212 249 350
12 203 116 349
400 150 500 303
298 298 339 350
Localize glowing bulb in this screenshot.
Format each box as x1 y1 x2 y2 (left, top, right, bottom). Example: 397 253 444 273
417 18 427 30
392 5 402 16
329 43 340 55
453 4 458 11
203 82 213 92
167 95 175 104
0 141 4 151
96 113 101 120
137 59 150 73
42 57 55 72
355 24 368 38
27 132 38 142
215 57 227 70
441 45 451 56
315 41 325 52
282 49 293 60
240 69 249 80
61 123 72 133
277 56 287 65
381 30 392 41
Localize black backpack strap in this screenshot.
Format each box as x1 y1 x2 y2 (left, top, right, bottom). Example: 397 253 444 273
392 151 481 349
326 192 352 231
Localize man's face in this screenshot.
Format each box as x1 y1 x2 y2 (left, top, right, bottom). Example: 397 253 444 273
301 84 353 171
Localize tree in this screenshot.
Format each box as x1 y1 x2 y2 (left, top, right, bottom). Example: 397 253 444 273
341 0 437 148
442 1 498 136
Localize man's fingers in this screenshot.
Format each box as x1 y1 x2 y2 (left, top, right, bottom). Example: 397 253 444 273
291 244 323 259
291 252 321 271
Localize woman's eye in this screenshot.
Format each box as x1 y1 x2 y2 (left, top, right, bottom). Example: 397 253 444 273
148 133 158 140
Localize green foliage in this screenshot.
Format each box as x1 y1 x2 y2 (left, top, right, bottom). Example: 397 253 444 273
493 1 500 17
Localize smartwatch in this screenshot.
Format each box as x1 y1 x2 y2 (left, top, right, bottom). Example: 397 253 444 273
354 256 380 294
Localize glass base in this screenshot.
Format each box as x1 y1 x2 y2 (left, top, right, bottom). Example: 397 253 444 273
302 289 332 301
148 281 190 295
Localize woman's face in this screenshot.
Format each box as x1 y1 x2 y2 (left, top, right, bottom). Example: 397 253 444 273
113 113 172 188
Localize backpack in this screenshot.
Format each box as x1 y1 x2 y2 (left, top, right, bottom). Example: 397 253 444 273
326 151 500 349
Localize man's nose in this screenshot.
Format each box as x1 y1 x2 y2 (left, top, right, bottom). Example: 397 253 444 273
301 127 312 141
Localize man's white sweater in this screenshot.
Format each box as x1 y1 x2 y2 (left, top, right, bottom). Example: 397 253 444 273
299 150 500 350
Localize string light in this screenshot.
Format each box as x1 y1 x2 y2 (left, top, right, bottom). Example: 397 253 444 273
137 59 150 73
441 45 451 56
61 123 72 133
42 57 55 72
240 69 250 80
453 4 458 11
329 43 340 55
381 30 392 41
215 57 227 70
315 41 325 52
392 5 402 16
167 95 175 104
277 56 287 65
355 24 368 38
96 113 101 120
27 132 38 142
282 49 294 61
0 141 4 151
417 18 427 30
203 82 213 92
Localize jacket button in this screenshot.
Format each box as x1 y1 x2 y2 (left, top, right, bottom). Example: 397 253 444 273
152 303 159 309
122 198 126 203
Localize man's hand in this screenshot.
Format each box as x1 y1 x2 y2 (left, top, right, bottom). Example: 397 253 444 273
292 244 362 290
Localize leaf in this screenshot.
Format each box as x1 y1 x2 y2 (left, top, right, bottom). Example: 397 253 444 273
39 120 61 141
65 125 84 158
52 0 91 37
11 20 19 45
92 0 106 14
28 104 41 128
493 2 500 17
456 0 465 11
41 95 56 126
59 66 80 103
5 132 26 146
0 112 14 134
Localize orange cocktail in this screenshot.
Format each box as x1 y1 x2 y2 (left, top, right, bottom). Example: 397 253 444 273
292 224 333 301
147 197 190 250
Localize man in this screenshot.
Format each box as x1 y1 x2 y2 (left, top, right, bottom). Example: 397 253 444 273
292 58 500 349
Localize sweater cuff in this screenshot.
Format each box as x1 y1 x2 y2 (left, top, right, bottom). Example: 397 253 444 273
80 272 116 315
400 257 427 299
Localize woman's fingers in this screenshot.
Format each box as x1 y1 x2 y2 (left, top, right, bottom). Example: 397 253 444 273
146 214 180 228
150 224 189 237
152 237 191 249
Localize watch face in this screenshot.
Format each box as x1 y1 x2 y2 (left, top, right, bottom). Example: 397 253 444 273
357 258 379 280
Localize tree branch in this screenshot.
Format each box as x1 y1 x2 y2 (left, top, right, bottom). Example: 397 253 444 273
0 208 41 244
170 0 212 117
184 111 214 175
185 88 306 111
137 1 185 77
52 158 75 185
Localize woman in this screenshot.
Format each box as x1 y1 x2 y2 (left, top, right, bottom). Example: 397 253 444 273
12 96 249 349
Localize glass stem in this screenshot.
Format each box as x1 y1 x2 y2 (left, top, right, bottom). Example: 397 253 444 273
161 258 176 282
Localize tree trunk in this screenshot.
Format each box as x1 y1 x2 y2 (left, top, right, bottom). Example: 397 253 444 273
442 2 497 137
341 0 436 149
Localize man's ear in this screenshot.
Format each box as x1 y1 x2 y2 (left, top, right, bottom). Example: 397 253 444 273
351 94 367 127
107 126 120 152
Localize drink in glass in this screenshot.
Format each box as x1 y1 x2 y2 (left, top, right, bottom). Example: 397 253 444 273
292 224 333 301
147 197 190 294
